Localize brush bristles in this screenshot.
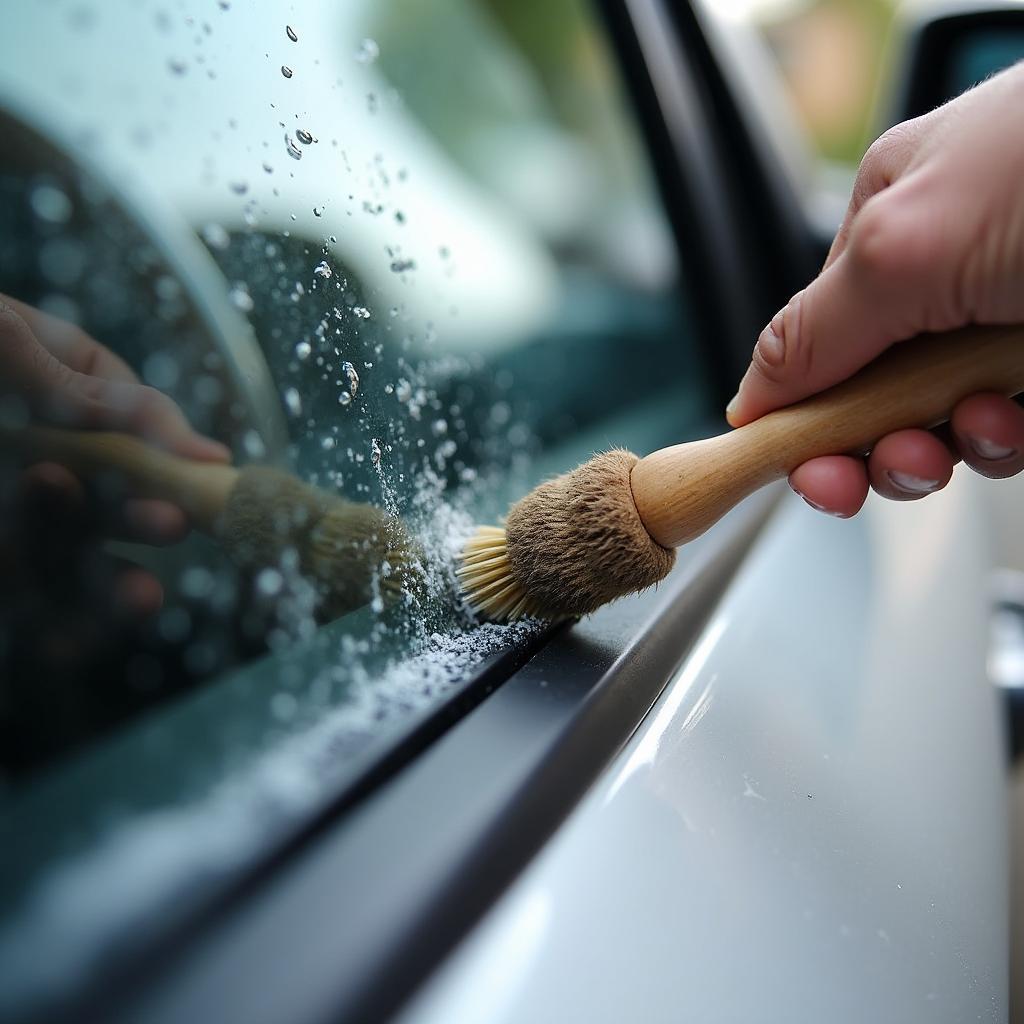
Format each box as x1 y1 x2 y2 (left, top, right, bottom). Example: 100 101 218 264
458 450 676 623
456 526 550 622
221 466 422 619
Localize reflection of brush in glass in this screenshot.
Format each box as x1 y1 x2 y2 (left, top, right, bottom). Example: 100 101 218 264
459 325 1024 622
3 426 419 619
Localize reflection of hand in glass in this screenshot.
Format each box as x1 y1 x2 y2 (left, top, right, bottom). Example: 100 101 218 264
0 293 229 622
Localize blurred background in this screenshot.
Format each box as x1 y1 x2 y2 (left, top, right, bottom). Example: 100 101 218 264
708 0 899 165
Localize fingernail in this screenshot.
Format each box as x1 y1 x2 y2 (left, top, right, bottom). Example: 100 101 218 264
886 470 940 495
795 492 848 518
725 392 740 420
967 436 1017 461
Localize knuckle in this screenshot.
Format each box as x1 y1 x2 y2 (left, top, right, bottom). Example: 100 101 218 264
0 302 32 349
749 294 813 388
864 121 913 166
128 385 182 435
847 195 924 286
131 385 168 419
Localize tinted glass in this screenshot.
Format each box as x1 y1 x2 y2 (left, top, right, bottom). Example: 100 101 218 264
0 1 715 1015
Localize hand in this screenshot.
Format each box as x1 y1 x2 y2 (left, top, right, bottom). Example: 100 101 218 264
0 294 229 624
726 61 1024 517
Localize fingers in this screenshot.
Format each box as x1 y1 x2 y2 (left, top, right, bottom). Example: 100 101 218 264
0 297 230 463
119 499 189 545
19 463 188 540
951 392 1024 478
789 456 869 518
111 565 165 618
65 376 230 462
8 463 166 623
0 292 137 382
19 460 85 504
867 429 955 500
790 435 951 518
792 397 1024 519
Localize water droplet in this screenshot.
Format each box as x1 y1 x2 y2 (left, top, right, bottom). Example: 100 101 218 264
263 162 274 173
395 380 411 402
389 258 415 273
229 180 249 195
256 567 283 595
355 38 379 64
341 360 359 397
352 305 370 319
228 281 254 312
313 260 332 279
284 134 303 160
281 65 293 79
370 438 382 468
295 128 314 145
384 383 394 395
202 222 230 249
29 184 72 224
312 205 324 217
286 24 298 42
320 435 336 450
294 340 312 360
338 391 352 406
370 595 384 614
283 387 302 416
168 57 188 75
218 1 230 8
431 419 447 436
242 429 266 458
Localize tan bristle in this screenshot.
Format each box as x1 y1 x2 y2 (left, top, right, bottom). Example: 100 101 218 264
457 526 554 622
458 449 675 622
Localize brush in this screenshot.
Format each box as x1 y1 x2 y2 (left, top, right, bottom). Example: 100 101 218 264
2 425 419 619
459 324 1024 622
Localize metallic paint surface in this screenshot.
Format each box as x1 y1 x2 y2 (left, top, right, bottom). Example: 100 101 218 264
400 477 1007 1023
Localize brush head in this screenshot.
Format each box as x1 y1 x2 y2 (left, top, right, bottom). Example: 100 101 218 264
221 466 420 619
458 449 675 622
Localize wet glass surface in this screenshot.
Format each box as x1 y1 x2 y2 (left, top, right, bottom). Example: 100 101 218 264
0 0 715 1013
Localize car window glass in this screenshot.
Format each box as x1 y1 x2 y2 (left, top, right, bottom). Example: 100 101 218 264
0 1 715 1012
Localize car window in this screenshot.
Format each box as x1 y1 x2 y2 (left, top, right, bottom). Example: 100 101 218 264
0 0 717 1013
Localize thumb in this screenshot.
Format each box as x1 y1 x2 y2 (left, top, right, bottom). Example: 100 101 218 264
725 189 941 427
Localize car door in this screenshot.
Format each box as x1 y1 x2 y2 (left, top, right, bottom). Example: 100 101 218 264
0 1 1007 1023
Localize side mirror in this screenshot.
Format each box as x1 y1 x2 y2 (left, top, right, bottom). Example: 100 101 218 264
887 4 1024 124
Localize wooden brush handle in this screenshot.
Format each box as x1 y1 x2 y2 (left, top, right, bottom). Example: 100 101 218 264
631 323 1024 548
0 425 239 533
